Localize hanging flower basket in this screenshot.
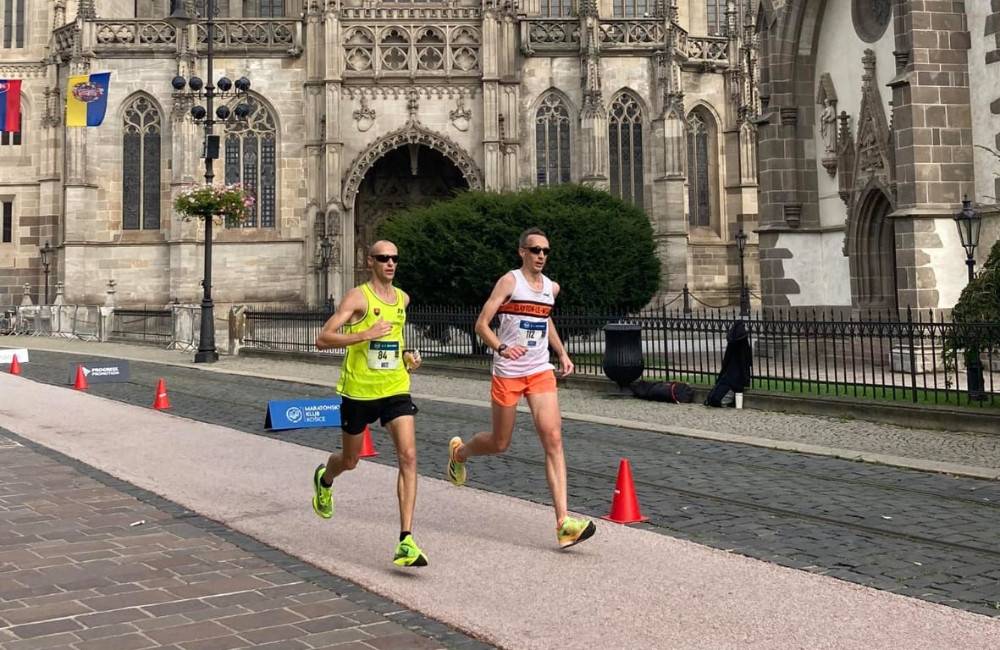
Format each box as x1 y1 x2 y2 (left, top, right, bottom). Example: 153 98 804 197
174 183 255 228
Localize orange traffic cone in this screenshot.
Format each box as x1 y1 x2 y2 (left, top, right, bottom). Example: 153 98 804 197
358 425 378 458
73 365 89 390
603 458 648 524
152 378 171 410
8 355 21 375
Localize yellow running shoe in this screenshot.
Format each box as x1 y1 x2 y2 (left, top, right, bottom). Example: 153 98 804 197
557 516 596 549
447 436 466 486
312 464 333 519
393 534 428 567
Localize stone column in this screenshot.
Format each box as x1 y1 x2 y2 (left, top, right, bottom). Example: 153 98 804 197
324 5 348 298
889 0 975 311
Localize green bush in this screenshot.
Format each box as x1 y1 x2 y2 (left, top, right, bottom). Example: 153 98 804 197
945 238 1000 370
376 184 661 312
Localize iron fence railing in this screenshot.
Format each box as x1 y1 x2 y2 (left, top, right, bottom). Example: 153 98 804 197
243 304 336 352
242 304 999 408
109 308 173 344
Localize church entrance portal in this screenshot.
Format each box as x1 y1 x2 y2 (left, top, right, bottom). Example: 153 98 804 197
353 145 468 282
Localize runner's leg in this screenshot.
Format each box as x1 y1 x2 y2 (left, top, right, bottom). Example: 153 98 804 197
456 401 517 461
385 414 418 533
324 430 366 481
525 391 567 525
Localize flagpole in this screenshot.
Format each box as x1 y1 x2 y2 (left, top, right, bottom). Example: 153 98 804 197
194 0 219 363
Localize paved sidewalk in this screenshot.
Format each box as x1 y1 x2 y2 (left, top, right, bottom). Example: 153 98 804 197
4 337 1000 476
3 373 1000 649
0 428 487 650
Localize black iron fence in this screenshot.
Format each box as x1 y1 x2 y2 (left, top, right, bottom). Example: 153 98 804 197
243 304 335 352
109 308 173 344
241 304 999 408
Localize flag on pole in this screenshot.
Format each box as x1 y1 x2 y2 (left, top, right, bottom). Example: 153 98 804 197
66 72 111 127
0 80 21 132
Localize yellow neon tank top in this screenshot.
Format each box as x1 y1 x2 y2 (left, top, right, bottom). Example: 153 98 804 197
336 283 410 400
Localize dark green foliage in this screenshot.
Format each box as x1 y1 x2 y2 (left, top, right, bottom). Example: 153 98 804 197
945 238 1000 364
376 184 660 311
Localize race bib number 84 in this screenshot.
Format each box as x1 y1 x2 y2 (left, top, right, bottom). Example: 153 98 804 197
517 320 547 348
367 340 400 370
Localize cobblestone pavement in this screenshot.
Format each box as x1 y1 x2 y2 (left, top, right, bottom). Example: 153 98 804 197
7 348 1000 619
0 428 491 650
6 337 1000 470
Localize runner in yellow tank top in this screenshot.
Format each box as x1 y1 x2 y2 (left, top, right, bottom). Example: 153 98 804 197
311 240 428 567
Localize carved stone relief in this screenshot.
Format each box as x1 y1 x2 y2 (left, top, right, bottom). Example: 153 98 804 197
352 96 375 132
449 95 471 131
852 0 892 44
816 73 838 175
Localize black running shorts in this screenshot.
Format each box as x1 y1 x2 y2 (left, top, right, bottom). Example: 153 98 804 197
340 394 418 435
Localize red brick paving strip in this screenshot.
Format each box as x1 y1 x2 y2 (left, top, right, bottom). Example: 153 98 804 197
0 435 491 649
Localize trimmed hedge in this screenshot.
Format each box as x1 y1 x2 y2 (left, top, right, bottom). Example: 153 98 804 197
376 184 660 311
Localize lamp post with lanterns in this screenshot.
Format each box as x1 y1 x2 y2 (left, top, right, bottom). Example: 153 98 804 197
953 196 985 400
39 241 53 305
735 227 750 317
167 0 252 363
318 235 334 310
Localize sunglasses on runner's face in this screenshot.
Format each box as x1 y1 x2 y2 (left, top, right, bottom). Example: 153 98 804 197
524 246 551 256
372 254 399 264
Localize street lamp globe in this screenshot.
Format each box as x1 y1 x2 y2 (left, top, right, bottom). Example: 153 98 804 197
735 227 748 254
166 0 193 29
954 196 982 261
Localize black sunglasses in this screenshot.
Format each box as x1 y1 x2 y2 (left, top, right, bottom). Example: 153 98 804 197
524 246 551 256
372 254 399 263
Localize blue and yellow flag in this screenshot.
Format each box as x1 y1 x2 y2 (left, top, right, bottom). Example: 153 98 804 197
66 72 110 127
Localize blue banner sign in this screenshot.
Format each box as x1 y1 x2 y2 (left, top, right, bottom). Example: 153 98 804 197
265 397 342 431
67 360 131 384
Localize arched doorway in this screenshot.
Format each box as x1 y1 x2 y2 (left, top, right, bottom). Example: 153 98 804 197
849 189 897 314
353 144 468 280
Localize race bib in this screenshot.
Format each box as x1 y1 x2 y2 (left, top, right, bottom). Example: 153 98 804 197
367 340 400 370
517 320 547 348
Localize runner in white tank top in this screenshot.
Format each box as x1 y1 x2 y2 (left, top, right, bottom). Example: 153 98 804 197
445 228 596 549
492 269 555 378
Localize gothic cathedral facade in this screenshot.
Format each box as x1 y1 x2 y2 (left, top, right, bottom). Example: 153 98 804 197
1 0 760 308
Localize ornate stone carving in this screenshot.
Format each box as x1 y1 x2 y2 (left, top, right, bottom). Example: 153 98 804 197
837 111 855 208
816 73 838 175
853 50 892 185
352 96 375 132
342 85 477 100
342 124 484 208
580 14 604 119
852 0 892 44
449 95 471 132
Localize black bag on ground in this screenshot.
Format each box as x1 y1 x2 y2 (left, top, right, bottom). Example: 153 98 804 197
705 320 752 408
630 380 694 404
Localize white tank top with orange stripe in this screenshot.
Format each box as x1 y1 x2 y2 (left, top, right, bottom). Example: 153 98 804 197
493 269 555 378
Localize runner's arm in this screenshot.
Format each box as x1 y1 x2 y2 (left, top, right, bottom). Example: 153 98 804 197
315 288 380 350
548 283 574 377
475 273 516 353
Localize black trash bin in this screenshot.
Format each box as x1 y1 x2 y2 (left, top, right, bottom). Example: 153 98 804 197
603 322 644 389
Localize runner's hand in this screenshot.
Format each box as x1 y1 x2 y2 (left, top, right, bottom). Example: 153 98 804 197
558 354 575 378
403 349 421 371
501 345 528 360
366 318 392 340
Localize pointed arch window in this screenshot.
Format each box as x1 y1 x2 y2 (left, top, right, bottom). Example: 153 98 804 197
535 94 571 187
540 0 573 17
224 96 277 228
706 0 725 35
2 0 26 48
0 113 20 146
613 0 652 17
608 93 644 208
122 95 162 230
686 112 713 228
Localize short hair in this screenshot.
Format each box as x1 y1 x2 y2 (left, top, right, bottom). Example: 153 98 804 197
518 227 547 248
368 239 396 256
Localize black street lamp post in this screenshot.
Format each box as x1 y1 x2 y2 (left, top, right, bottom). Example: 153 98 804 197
953 196 985 400
318 235 334 309
39 241 53 305
167 0 251 363
735 227 750 317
